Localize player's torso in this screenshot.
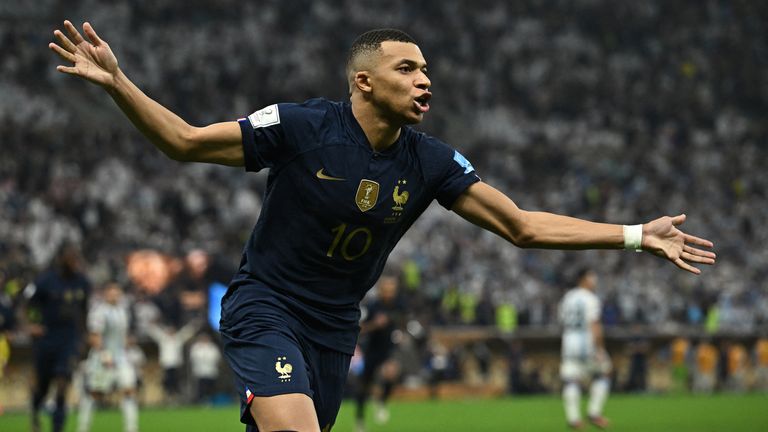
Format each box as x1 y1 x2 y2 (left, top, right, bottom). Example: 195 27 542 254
96 304 129 356
38 273 88 331
561 289 598 357
251 130 431 301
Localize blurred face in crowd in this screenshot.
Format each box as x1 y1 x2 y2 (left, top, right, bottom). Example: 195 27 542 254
186 249 209 280
378 276 399 304
353 41 432 125
57 245 82 275
103 282 122 305
580 270 598 291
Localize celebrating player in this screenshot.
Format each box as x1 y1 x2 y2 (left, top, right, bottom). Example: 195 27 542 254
49 21 716 432
559 269 611 430
78 283 139 432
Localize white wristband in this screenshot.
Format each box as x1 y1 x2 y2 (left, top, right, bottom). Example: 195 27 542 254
623 224 643 252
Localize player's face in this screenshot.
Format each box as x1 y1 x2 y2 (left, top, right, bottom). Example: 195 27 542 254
378 276 399 303
369 41 431 124
104 284 122 304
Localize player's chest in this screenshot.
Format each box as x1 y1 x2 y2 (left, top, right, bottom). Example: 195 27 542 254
287 146 428 226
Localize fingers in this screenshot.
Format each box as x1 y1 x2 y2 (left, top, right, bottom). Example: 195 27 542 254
674 257 701 275
683 244 716 260
63 20 86 45
49 42 76 63
671 214 686 226
56 65 79 75
680 250 715 265
53 29 78 53
684 233 714 249
83 22 103 46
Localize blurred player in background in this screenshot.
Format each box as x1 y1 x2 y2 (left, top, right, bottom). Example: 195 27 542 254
670 336 691 393
189 331 223 404
23 243 90 432
77 283 139 432
754 335 768 391
692 339 718 393
559 268 611 430
48 20 716 432
0 281 16 415
355 275 403 432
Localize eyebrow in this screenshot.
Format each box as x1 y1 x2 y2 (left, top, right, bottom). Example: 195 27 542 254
396 58 428 69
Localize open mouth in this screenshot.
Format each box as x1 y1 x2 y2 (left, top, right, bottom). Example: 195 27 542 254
414 93 431 113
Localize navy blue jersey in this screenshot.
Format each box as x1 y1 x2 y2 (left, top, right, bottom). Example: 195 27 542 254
234 98 479 354
28 270 90 343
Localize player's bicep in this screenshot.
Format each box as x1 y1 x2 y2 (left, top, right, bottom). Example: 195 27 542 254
452 182 530 247
184 121 244 166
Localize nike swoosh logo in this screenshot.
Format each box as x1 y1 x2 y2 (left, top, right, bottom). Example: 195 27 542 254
316 168 346 181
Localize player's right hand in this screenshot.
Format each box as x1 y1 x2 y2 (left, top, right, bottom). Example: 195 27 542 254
49 20 119 88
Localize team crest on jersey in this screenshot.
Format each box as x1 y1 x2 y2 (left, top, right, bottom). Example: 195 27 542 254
385 179 409 224
355 179 379 212
275 356 293 382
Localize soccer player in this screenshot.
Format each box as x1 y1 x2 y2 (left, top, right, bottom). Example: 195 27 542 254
355 275 403 431
49 21 716 432
23 243 90 432
78 283 139 432
559 268 611 430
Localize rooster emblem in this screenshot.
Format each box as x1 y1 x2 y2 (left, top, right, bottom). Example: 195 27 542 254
392 180 409 211
275 356 293 381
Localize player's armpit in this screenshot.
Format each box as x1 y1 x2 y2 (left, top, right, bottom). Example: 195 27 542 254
180 121 244 166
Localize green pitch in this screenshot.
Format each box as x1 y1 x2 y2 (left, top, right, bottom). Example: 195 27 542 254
1 394 766 431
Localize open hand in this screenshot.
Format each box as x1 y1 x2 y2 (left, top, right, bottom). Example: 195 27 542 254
49 20 118 87
641 214 716 274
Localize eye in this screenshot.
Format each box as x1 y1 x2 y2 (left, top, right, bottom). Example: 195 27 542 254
398 65 412 73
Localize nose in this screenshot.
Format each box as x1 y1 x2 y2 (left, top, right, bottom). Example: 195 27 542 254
415 71 431 90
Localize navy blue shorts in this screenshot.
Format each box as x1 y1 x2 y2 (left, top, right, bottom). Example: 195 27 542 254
34 339 80 379
220 285 352 431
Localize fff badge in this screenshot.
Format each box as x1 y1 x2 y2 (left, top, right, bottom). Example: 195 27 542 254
355 179 379 212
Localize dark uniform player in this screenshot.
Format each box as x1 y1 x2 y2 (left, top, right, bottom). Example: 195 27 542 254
49 21 716 432
355 275 403 431
24 244 90 432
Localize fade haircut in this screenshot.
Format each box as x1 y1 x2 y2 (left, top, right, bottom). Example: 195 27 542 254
346 28 417 94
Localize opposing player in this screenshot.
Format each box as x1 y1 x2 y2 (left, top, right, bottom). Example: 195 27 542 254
23 244 90 432
355 275 403 432
78 283 139 432
559 269 611 430
49 21 716 431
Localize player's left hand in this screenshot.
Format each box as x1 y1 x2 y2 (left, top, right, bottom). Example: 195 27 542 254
641 214 716 274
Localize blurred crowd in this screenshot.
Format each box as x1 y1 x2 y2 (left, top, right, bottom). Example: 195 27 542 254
1 0 767 345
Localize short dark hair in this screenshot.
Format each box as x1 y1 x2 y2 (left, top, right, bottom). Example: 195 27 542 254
346 28 417 92
574 267 594 284
348 28 417 63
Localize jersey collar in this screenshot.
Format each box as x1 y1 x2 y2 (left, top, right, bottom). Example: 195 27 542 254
343 102 403 158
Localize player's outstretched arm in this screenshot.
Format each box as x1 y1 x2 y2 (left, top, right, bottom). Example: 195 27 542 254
48 20 243 166
451 182 716 274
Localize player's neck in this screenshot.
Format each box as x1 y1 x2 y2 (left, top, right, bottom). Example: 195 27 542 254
351 99 401 152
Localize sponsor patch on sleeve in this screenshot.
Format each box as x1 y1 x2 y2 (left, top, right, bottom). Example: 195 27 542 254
247 104 281 129
453 150 475 174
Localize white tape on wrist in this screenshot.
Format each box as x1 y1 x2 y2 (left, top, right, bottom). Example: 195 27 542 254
623 224 643 252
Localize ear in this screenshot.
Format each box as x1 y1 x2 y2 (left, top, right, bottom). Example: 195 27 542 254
354 71 373 94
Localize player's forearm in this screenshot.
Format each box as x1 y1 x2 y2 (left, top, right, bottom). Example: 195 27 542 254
105 69 198 161
516 211 625 250
592 322 605 349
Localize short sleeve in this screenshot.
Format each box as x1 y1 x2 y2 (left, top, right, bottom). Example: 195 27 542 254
238 100 327 172
434 148 481 209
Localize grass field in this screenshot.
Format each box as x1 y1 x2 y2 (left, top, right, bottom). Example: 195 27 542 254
1 393 766 431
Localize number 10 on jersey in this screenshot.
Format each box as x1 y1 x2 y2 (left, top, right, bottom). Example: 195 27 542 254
326 223 373 261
